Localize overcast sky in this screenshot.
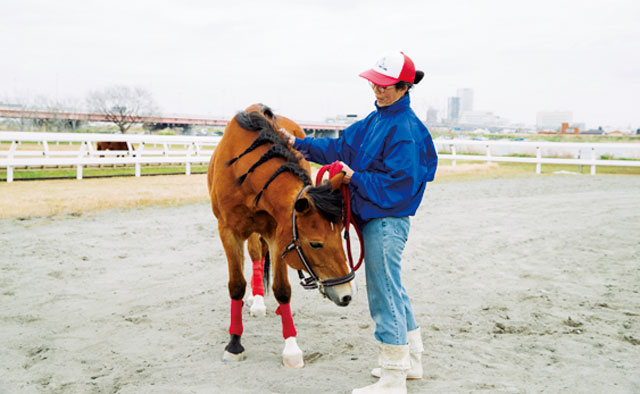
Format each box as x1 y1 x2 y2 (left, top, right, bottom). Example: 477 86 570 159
2 0 639 129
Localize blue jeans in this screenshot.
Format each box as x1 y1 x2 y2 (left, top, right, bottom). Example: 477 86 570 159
362 216 418 346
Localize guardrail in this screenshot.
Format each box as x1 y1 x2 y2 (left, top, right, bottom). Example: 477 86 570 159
434 139 640 175
0 131 221 182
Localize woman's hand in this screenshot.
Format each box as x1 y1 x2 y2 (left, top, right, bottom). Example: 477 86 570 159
276 128 295 147
339 161 354 184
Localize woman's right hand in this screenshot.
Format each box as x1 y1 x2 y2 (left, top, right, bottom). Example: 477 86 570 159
276 128 295 147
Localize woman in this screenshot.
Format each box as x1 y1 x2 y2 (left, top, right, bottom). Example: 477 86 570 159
279 51 438 394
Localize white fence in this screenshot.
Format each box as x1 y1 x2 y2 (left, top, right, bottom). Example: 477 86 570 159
1 132 639 182
0 132 221 182
434 139 640 175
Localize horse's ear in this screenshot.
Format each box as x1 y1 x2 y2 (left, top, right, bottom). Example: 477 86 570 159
295 197 311 214
329 172 345 191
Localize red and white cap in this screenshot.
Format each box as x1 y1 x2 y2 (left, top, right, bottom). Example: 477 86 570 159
359 51 416 87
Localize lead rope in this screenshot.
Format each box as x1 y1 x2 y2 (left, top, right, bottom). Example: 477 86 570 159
315 161 364 271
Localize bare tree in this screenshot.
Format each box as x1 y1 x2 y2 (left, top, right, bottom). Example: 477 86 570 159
86 86 158 133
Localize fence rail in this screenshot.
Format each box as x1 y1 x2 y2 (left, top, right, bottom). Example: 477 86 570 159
0 132 221 182
2 132 639 182
434 139 640 175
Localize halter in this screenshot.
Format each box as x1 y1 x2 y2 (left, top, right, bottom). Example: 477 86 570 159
281 185 355 292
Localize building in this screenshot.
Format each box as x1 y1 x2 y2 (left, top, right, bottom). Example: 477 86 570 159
536 111 573 131
456 88 474 114
447 97 460 122
459 111 508 127
426 107 438 124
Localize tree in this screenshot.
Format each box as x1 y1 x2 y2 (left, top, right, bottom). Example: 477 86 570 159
86 86 158 133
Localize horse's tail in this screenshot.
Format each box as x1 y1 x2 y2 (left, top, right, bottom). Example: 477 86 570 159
263 251 271 295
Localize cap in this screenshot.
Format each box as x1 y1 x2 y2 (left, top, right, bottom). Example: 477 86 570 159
359 51 416 87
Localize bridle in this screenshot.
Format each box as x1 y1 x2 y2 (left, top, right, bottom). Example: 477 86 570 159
281 185 355 293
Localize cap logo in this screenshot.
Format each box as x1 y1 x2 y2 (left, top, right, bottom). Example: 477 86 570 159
376 57 388 72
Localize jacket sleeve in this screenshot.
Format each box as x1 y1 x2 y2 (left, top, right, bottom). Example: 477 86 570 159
292 122 360 165
349 139 425 209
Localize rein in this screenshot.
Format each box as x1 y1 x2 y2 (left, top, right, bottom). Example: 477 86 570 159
281 186 355 292
315 161 364 272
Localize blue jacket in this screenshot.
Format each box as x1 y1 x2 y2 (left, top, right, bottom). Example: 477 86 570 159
293 94 438 226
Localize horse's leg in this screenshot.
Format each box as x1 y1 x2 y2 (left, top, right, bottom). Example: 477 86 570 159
246 233 266 316
270 244 304 368
219 224 247 362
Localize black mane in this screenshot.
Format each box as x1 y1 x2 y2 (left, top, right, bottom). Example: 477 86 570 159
306 183 343 223
228 106 343 222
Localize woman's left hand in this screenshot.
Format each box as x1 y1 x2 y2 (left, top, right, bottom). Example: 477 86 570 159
339 161 354 184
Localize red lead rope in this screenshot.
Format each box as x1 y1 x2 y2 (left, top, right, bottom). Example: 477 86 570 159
315 161 364 271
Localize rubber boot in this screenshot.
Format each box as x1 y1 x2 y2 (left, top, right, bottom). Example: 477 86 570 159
371 328 423 380
353 343 410 394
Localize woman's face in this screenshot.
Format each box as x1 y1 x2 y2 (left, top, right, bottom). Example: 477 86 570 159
370 82 408 107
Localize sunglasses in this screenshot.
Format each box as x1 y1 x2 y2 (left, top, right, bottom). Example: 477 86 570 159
368 82 395 92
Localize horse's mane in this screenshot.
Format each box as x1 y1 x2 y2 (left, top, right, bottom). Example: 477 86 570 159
227 105 343 223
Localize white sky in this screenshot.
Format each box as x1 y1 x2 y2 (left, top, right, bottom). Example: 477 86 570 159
2 0 639 129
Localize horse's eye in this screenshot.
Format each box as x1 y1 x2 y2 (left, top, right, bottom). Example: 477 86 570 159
309 242 323 249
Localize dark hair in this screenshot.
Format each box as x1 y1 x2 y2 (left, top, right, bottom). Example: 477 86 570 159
395 70 424 95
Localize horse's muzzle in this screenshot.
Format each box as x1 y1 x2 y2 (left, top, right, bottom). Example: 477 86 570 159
324 283 353 307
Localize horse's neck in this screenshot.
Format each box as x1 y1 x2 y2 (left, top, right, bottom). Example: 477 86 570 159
256 180 303 240
261 184 300 218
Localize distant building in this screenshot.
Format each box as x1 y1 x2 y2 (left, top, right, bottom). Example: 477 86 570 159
456 88 474 114
426 107 438 124
459 111 508 127
447 97 460 122
536 111 572 131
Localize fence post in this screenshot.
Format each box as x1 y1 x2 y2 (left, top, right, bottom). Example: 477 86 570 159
590 146 596 175
536 146 541 174
76 141 85 180
185 143 193 175
451 143 457 167
486 144 492 164
133 142 143 177
6 141 17 183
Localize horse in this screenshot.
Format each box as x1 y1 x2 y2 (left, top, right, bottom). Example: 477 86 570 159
96 141 132 158
207 104 355 368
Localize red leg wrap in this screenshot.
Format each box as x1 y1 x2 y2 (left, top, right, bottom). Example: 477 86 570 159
275 303 297 339
229 299 244 336
251 258 265 297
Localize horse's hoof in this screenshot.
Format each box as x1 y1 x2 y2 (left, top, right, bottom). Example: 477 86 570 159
282 337 304 368
223 350 245 362
250 295 266 317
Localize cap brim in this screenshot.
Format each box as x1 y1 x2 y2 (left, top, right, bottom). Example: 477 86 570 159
358 69 399 86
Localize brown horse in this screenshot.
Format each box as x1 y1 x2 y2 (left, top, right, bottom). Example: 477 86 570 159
96 141 132 158
207 104 354 368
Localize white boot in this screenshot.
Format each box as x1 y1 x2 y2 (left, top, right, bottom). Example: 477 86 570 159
371 328 424 380
353 343 410 394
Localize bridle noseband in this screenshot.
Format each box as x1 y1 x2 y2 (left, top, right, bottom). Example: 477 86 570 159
281 186 355 293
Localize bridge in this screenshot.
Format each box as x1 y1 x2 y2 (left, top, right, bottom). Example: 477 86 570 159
0 108 346 136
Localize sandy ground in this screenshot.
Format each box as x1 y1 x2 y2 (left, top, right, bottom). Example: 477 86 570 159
0 175 212 219
1 174 639 394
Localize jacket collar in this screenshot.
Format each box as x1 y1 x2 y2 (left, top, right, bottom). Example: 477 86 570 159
374 94 411 116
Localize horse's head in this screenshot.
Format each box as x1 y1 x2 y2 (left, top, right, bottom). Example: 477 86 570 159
288 173 354 307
